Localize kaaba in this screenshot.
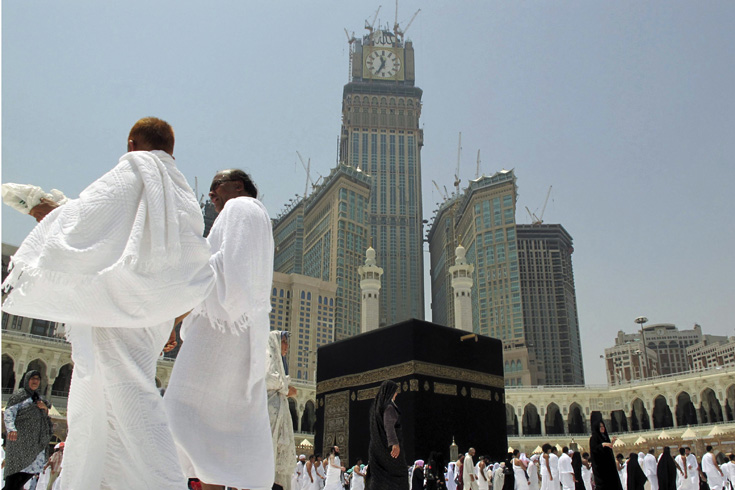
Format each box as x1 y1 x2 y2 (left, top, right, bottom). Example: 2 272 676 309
314 319 507 467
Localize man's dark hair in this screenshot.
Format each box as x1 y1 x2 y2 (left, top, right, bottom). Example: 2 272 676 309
649 448 655 455
582 452 590 459
679 448 686 456
223 168 258 198
542 444 552 453
562 446 569 454
129 117 175 155
706 445 713 452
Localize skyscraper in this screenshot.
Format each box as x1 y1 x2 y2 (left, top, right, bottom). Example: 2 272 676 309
338 27 425 325
516 224 584 385
273 164 372 341
270 271 337 382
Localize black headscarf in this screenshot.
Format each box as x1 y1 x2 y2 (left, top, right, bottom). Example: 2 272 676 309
366 380 408 490
4 371 54 476
657 447 677 490
589 413 622 490
627 453 647 490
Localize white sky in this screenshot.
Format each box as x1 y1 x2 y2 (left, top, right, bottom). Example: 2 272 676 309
3 1 734 384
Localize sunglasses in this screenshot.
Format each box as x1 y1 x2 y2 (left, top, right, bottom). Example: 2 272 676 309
210 179 234 192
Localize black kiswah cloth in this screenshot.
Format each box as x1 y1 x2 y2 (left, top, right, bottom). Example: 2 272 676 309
365 380 408 490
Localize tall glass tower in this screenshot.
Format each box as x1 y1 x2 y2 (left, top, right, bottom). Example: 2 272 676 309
339 28 425 325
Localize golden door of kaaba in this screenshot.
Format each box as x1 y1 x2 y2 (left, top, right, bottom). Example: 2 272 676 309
315 319 507 469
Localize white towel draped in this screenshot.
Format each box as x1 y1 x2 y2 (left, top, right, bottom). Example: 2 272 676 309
2 150 214 328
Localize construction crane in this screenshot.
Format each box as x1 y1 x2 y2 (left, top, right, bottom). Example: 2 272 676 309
365 6 381 33
432 180 448 200
453 132 462 196
394 3 421 40
296 151 313 200
343 28 357 45
475 149 481 179
526 185 553 225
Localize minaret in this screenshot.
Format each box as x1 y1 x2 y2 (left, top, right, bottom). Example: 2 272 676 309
449 244 474 332
359 246 383 333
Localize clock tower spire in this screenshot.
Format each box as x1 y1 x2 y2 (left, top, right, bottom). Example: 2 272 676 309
339 20 425 326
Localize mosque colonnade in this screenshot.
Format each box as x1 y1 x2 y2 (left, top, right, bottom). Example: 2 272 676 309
504 367 735 436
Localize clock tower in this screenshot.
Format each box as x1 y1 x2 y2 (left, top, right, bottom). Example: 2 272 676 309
339 27 425 326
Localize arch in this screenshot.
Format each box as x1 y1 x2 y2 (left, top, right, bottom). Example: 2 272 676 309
506 404 518 436
51 363 73 396
725 384 735 422
545 403 565 435
288 397 299 432
522 403 542 435
2 354 15 393
610 410 628 432
301 400 316 434
630 398 650 431
26 359 49 395
675 391 698 426
568 403 585 434
699 388 724 424
652 395 674 428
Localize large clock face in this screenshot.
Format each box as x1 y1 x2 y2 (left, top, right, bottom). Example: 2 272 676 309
366 49 402 79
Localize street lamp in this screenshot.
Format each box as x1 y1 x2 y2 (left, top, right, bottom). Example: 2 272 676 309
634 316 649 378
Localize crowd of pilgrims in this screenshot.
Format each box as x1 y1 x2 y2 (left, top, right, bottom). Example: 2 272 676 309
284 444 735 490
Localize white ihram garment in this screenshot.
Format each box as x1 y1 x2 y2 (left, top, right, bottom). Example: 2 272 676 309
477 464 490 490
581 464 593 490
541 456 553 490
528 460 541 490
305 462 321 490
674 455 692 490
324 456 343 490
1 150 214 490
686 454 699 489
559 453 575 490
514 460 528 490
702 453 724 490
267 330 297 490
293 461 305 490
164 196 275 489
644 454 659 490
351 467 365 490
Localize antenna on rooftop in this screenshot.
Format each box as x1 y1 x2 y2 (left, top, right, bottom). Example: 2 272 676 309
475 150 481 179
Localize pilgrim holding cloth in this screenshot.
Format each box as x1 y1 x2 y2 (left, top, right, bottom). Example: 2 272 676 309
2 371 53 490
164 169 276 490
267 330 298 490
589 413 624 490
365 380 409 490
1 118 215 490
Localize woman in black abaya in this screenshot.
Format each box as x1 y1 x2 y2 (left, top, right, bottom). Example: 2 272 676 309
657 447 677 490
626 452 648 490
365 380 408 490
589 413 623 490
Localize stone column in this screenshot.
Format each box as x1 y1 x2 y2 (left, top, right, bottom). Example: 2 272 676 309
517 408 524 436
540 409 547 436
